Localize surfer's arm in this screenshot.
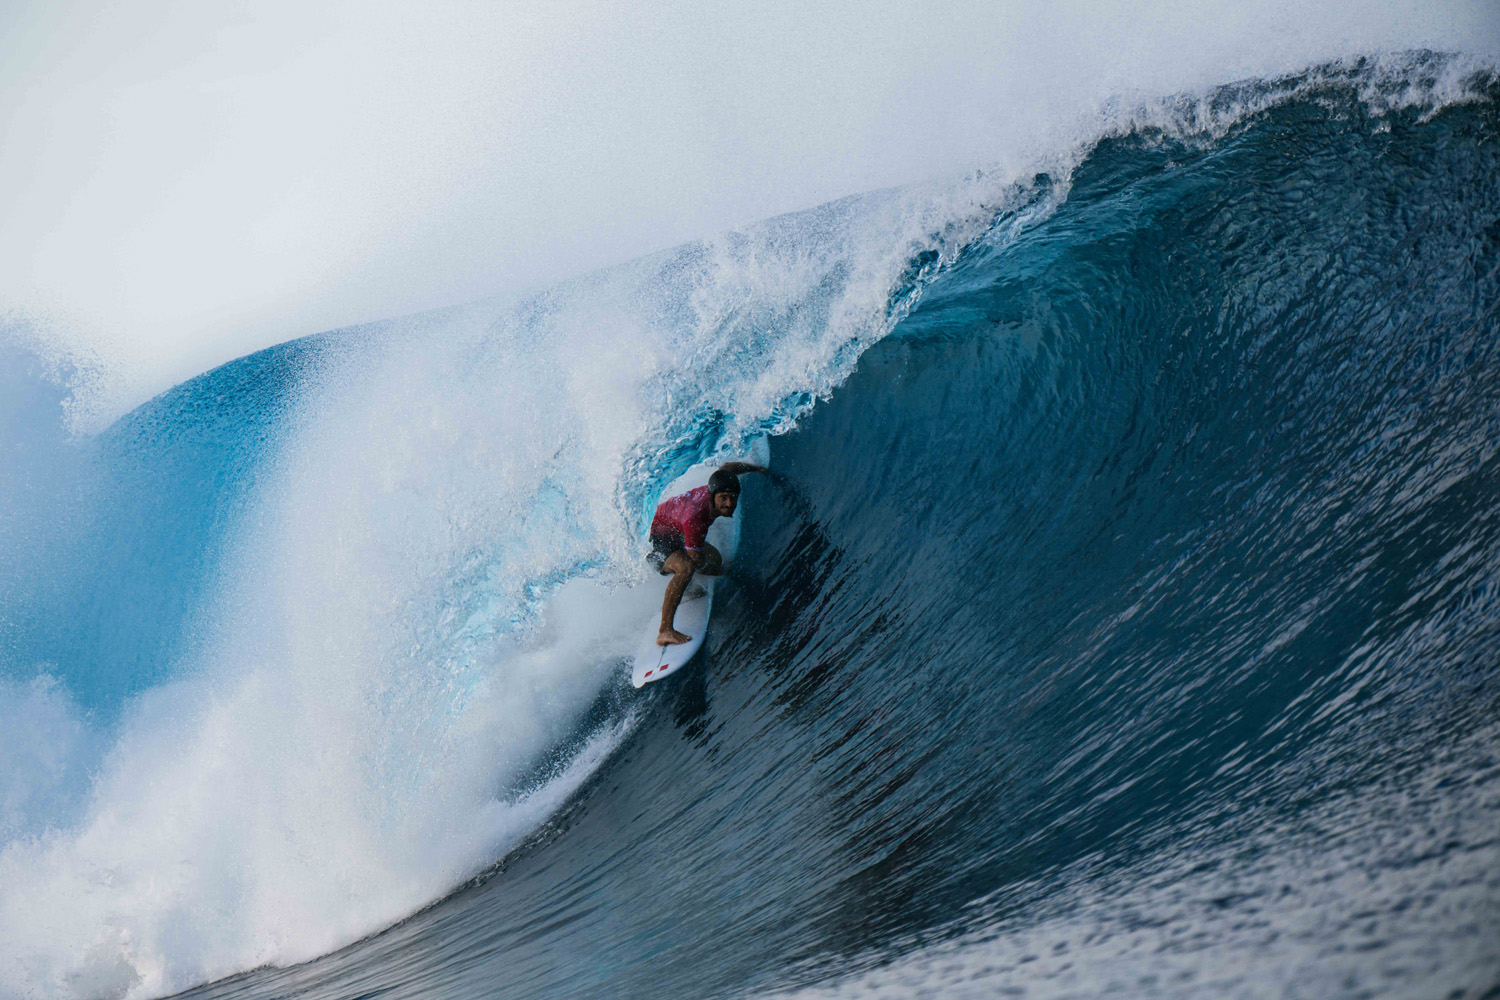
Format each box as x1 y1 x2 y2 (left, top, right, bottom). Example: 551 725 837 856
716 461 766 476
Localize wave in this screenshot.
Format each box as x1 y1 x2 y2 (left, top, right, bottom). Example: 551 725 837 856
1 53 1497 999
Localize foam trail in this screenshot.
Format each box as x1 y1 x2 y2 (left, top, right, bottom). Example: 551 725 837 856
0 676 97 842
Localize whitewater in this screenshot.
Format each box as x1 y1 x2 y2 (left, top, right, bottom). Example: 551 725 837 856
2 48 1499 1000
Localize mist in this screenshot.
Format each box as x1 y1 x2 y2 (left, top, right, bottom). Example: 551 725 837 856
2 0 1496 425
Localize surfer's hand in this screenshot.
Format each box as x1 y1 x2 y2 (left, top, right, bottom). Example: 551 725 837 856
657 627 691 646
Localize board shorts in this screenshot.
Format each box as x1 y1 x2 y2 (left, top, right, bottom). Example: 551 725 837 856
647 528 686 574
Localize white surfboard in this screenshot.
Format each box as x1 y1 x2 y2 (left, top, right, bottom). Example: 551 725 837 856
631 438 768 687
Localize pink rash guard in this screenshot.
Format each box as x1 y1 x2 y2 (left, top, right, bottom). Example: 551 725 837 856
650 485 716 552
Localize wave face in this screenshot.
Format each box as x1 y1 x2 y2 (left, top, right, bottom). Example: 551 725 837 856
3 58 1499 999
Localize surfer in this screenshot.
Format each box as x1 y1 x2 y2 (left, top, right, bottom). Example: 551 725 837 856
650 461 767 645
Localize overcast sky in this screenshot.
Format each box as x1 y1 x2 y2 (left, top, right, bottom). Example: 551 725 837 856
2 0 1496 420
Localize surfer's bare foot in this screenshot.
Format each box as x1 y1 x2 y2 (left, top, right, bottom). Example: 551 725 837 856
657 627 691 646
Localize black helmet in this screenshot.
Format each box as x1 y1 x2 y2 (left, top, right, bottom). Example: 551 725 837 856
708 470 741 496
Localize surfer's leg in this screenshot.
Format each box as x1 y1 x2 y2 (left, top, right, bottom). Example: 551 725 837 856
649 529 684 574
695 543 724 576
657 550 695 646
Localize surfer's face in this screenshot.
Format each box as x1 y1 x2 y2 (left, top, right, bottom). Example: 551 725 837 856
712 491 738 517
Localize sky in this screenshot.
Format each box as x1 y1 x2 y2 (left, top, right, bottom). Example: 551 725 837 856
2 0 1496 423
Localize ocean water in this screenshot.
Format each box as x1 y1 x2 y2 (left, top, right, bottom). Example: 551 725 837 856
2 55 1498 1000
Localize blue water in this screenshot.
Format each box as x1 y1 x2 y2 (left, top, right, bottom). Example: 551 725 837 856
2 57 1498 999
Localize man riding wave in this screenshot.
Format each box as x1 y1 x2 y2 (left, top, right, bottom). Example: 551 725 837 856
649 461 767 645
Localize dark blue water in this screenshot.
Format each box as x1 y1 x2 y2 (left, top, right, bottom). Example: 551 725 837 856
3 61 1498 999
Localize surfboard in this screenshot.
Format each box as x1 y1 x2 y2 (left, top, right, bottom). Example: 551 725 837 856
631 438 768 688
